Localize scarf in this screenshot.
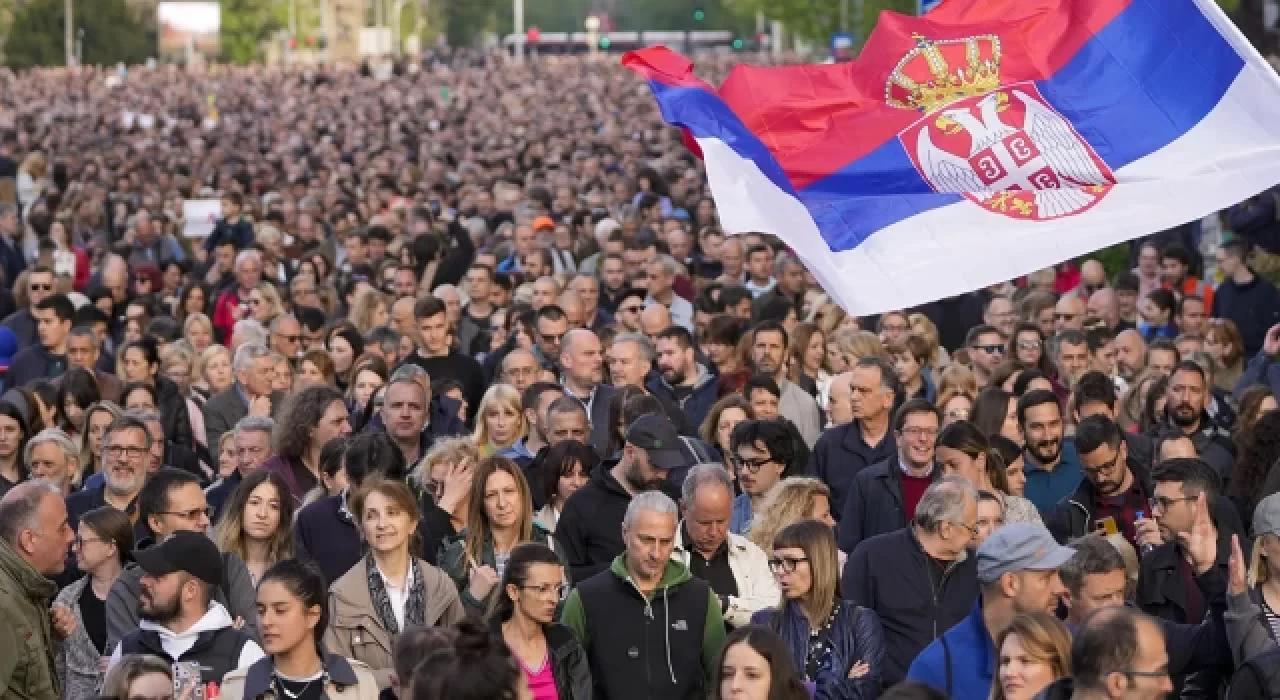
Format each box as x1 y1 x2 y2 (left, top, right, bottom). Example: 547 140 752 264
364 552 426 636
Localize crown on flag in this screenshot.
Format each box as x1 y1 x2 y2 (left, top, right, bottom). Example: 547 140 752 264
886 33 1003 112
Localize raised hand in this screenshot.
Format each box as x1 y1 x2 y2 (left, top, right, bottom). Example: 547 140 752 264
1228 534 1247 596
1176 492 1218 576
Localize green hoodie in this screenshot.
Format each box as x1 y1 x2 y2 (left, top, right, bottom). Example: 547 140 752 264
0 538 60 700
560 555 726 687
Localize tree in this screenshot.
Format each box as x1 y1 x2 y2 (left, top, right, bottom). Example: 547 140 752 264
5 0 150 69
220 0 282 64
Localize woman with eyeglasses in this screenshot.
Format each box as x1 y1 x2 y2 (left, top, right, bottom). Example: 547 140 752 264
55 506 134 698
439 457 565 615
752 520 885 699
490 542 592 700
1008 323 1054 378
247 282 285 326
221 559 380 700
214 470 296 585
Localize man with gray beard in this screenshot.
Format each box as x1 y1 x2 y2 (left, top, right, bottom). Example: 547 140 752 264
66 415 151 540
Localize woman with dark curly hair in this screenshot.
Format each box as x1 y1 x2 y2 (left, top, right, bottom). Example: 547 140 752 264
1231 409 1280 523
260 384 351 504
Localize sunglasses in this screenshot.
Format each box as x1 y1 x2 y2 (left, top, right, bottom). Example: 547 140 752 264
975 344 1005 355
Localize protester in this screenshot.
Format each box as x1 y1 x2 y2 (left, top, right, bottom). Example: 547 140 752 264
490 542 592 700
324 477 464 689
98 655 173 700
212 470 294 584
730 419 808 535
54 505 133 698
811 357 897 524
991 612 1073 700
561 491 727 699
752 519 884 697
842 477 980 686
221 559 381 700
674 464 779 629
712 625 811 700
105 531 265 683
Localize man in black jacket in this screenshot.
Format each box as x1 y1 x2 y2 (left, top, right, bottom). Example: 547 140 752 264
811 357 897 524
1059 534 1230 685
1136 457 1248 697
1047 414 1153 547
838 399 940 553
556 414 688 583
1071 370 1154 470
1150 362 1235 483
842 477 980 686
107 531 264 684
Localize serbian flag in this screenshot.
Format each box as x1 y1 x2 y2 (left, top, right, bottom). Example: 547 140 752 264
624 0 1280 316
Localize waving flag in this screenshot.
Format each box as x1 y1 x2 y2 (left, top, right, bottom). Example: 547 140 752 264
624 0 1280 316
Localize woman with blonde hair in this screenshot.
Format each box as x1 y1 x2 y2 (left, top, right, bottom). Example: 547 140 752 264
351 286 392 335
812 301 846 337
747 477 836 553
99 655 172 700
17 151 47 216
751 520 884 696
472 384 526 456
182 312 216 354
828 328 888 372
1204 318 1246 396
936 387 976 428
788 322 829 400
193 344 234 401
247 282 285 326
438 456 565 614
414 436 483 533
992 612 1072 700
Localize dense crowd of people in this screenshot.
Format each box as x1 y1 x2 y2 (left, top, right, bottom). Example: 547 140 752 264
4 47 1280 700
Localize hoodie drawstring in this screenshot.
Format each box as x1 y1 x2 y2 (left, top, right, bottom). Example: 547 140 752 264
663 586 677 685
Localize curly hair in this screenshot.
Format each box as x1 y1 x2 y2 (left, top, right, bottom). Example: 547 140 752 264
1230 409 1280 516
746 477 832 552
272 384 344 459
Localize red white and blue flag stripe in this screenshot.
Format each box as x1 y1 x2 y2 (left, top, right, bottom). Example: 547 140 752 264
624 0 1280 315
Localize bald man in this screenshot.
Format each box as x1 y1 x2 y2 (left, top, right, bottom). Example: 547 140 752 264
826 372 855 427
559 329 616 456
1087 288 1131 334
640 304 672 346
1077 259 1107 298
1114 329 1147 381
1055 295 1086 334
558 292 586 330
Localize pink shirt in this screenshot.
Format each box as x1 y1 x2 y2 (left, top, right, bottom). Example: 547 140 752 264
523 653 559 700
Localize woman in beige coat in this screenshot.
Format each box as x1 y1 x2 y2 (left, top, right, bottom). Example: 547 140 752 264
323 477 465 689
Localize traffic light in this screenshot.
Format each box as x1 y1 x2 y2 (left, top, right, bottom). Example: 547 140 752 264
732 38 744 50
600 37 612 49
693 7 706 21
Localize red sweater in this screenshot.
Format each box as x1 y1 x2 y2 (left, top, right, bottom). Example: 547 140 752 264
213 288 247 341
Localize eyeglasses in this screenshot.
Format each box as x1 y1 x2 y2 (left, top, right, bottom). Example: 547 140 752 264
975 344 1004 355
1120 669 1169 683
521 583 569 599
156 506 215 521
767 556 809 574
1016 340 1042 350
945 409 970 420
951 521 980 538
900 426 939 439
881 324 909 334
1148 495 1195 513
104 445 148 460
72 535 107 549
733 455 775 473
1083 451 1122 479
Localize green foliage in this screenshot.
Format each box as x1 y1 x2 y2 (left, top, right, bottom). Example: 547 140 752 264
5 0 150 69
220 0 282 64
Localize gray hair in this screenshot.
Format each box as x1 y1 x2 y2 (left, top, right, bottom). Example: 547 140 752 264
623 490 679 530
613 332 655 363
123 409 162 432
913 476 978 534
104 415 153 451
652 254 680 278
681 463 734 505
269 314 300 333
0 480 62 546
233 343 271 372
68 325 100 351
391 363 430 384
234 415 275 436
232 320 268 347
1187 351 1217 381
24 428 77 466
774 252 802 277
234 249 263 270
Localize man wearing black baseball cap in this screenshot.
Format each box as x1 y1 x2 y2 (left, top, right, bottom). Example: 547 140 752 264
106 531 264 684
555 413 688 584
